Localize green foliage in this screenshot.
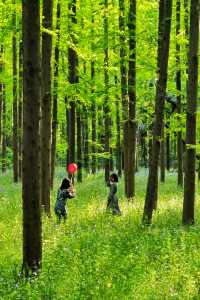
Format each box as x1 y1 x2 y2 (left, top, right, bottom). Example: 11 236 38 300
1 171 200 299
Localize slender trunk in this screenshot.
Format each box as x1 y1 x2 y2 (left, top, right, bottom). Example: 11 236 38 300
176 0 183 186
125 0 136 198
104 0 110 183
166 131 170 170
22 0 42 275
91 60 96 174
67 0 78 178
183 0 199 225
160 126 165 182
41 0 53 215
2 85 6 173
51 0 61 189
0 46 3 150
115 76 122 177
12 0 18 183
76 104 82 182
18 41 23 179
143 0 173 224
119 0 128 183
83 110 89 173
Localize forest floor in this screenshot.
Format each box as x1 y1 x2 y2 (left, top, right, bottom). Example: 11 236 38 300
1 169 200 299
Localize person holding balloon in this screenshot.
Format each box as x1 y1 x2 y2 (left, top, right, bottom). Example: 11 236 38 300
54 163 78 223
54 177 76 223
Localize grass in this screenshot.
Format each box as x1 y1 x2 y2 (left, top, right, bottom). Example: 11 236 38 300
1 169 200 299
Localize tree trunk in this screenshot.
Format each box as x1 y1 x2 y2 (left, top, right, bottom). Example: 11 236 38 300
125 0 136 198
18 41 23 180
41 0 53 215
91 59 96 174
115 76 122 177
160 126 165 182
119 0 128 182
104 0 110 183
166 131 170 170
22 0 42 275
176 0 183 187
2 86 6 173
67 0 78 179
183 0 199 225
0 46 3 151
143 0 172 224
51 0 61 189
77 104 82 182
12 0 18 183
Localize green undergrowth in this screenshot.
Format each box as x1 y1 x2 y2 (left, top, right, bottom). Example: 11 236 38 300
1 169 200 299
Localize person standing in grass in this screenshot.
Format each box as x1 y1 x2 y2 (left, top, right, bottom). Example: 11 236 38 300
106 173 121 215
54 178 75 223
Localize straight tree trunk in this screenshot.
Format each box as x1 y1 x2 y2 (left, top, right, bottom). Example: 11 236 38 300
125 0 136 198
143 0 173 224
18 41 23 179
83 109 89 173
22 0 42 275
2 86 6 173
183 0 199 225
77 104 82 182
51 0 61 189
115 76 122 177
12 0 18 183
160 126 165 182
91 59 96 174
41 0 53 215
67 0 78 177
0 46 3 149
176 0 183 187
104 0 110 183
166 131 170 170
119 0 128 182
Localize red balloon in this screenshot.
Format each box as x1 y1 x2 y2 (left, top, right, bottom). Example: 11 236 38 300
67 163 78 174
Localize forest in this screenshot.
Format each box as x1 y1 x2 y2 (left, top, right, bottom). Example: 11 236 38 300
0 0 200 298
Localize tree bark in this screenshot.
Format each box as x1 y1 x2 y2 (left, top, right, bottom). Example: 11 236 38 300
41 0 53 215
176 0 183 187
125 0 136 198
77 104 82 182
91 59 96 174
119 0 127 182
143 0 172 224
67 0 78 179
2 85 6 173
12 0 18 183
51 0 61 189
18 41 23 180
183 0 199 225
22 0 42 275
160 126 165 182
104 0 110 183
115 76 122 177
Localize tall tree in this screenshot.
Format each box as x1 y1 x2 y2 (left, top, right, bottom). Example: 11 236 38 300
91 15 96 175
176 0 183 187
2 85 6 174
124 0 136 198
67 0 78 178
143 0 173 224
22 0 42 275
183 0 199 225
41 0 53 215
119 0 128 182
51 0 61 189
18 41 23 179
104 0 111 183
12 0 18 183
